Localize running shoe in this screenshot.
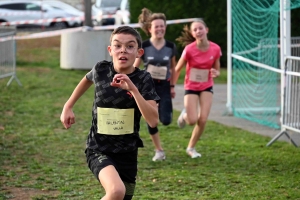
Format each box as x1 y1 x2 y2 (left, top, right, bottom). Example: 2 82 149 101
186 148 201 158
152 150 166 161
177 109 186 128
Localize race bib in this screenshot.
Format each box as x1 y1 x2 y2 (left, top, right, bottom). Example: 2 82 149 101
189 68 209 82
97 108 134 135
147 64 167 80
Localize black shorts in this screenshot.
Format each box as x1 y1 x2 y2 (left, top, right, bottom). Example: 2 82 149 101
85 148 138 197
185 86 214 95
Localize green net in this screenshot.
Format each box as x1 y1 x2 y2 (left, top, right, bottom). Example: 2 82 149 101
231 0 278 129
231 0 300 129
285 0 300 9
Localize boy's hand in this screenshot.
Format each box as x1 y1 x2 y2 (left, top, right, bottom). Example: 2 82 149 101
60 108 75 129
111 74 137 92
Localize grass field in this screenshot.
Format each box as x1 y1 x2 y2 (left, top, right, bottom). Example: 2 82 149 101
0 36 299 200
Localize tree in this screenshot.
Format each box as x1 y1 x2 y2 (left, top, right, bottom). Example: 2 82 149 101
83 0 93 27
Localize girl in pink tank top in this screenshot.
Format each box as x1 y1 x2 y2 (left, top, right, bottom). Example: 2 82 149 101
174 19 222 158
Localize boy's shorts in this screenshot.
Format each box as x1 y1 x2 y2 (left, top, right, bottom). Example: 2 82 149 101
85 148 138 198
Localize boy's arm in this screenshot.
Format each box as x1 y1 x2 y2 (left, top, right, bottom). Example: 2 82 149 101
111 74 159 128
131 91 158 128
60 76 93 129
129 88 158 128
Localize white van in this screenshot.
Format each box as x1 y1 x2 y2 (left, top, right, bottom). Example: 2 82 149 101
91 0 130 26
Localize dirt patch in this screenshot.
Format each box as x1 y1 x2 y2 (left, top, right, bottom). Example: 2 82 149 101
16 36 60 49
17 67 51 73
2 187 60 200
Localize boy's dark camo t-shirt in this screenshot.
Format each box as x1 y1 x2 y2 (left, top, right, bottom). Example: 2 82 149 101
85 61 160 153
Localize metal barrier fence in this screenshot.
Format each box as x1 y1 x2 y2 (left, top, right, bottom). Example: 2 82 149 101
0 27 21 86
267 56 300 146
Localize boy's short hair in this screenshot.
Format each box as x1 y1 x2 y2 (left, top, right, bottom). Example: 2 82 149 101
110 26 142 48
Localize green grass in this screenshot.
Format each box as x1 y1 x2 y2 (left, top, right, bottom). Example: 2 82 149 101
0 36 299 200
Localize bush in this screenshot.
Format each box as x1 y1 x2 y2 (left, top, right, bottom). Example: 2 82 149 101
129 0 227 67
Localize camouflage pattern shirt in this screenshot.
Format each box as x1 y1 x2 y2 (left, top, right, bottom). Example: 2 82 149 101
85 61 160 153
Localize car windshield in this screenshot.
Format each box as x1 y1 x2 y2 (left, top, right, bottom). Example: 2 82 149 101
96 0 122 8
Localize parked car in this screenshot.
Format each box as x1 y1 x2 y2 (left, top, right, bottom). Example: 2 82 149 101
44 0 83 24
0 0 83 28
92 0 130 26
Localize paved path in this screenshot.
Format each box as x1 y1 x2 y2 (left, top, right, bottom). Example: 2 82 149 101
173 84 300 147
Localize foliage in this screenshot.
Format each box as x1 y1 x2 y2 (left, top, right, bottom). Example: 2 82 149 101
129 0 300 69
291 8 300 37
129 0 227 67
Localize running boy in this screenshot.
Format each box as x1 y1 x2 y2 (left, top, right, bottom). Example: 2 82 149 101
60 26 160 200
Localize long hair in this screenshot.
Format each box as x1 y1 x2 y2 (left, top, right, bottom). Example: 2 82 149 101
138 8 166 36
176 19 207 47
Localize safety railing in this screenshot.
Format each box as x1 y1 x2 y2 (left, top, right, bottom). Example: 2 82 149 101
267 56 300 146
0 27 22 86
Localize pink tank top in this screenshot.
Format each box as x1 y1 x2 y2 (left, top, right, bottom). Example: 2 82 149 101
182 41 221 91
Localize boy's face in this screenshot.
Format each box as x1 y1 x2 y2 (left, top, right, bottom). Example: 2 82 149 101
108 33 144 72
